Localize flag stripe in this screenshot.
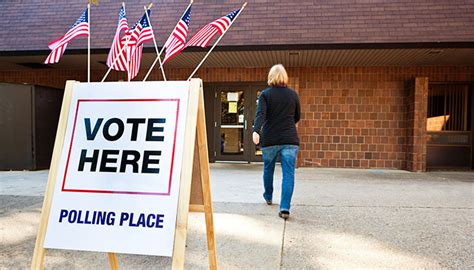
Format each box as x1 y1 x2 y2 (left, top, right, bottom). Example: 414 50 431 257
163 39 184 64
44 43 68 64
185 8 240 48
44 8 89 64
211 17 231 34
186 24 217 48
107 6 128 72
128 44 143 80
127 10 153 80
162 4 192 64
48 23 89 49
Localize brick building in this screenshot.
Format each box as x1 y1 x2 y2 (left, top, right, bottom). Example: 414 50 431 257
0 0 473 171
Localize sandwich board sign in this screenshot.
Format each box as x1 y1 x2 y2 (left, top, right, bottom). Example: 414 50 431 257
32 79 217 269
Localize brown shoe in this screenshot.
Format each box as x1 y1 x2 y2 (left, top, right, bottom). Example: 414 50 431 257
279 211 290 220
263 194 272 205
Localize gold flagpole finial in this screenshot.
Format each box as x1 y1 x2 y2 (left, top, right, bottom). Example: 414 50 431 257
89 0 99 5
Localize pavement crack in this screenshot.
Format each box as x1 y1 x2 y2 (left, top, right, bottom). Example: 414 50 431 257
279 219 287 269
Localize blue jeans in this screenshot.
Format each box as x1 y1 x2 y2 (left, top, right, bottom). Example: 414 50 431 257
262 144 299 212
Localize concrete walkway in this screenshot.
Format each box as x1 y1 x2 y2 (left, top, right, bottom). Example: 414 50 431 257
0 164 473 269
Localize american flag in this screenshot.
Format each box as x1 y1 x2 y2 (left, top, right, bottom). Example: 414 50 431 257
162 4 192 64
128 10 154 47
127 44 143 81
186 8 240 48
44 8 89 64
127 10 154 80
106 5 128 71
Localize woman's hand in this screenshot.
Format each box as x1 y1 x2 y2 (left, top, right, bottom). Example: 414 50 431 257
252 132 260 145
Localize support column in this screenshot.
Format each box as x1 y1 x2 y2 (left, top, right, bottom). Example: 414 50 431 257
406 77 428 172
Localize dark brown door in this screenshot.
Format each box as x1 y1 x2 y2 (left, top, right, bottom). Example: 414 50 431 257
0 84 34 170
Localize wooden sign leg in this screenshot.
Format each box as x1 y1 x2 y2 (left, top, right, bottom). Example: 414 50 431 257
107 253 119 270
172 80 201 270
31 81 76 270
196 87 217 270
31 248 46 270
185 81 218 269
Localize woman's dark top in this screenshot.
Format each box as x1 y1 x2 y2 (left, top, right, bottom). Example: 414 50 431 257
253 86 301 147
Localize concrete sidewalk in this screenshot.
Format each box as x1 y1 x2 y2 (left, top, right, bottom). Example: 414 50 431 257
0 164 473 269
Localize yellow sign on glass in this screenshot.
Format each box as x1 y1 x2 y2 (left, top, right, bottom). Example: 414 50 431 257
228 102 237 113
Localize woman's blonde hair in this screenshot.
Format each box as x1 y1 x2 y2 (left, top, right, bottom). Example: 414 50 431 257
267 64 288 86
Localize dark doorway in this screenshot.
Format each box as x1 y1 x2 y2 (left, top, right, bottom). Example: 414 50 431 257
0 83 63 170
427 83 473 170
205 82 266 163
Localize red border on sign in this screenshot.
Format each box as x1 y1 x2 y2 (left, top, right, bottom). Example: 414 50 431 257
61 99 181 196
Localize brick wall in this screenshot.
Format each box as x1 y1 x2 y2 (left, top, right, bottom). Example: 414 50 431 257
294 67 472 170
297 72 407 169
1 66 473 170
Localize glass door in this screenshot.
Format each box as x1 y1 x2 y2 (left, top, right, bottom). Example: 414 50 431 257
213 84 265 162
217 88 248 161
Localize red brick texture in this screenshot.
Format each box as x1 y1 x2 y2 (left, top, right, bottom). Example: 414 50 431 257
297 72 408 169
289 67 472 170
0 66 473 170
406 78 429 172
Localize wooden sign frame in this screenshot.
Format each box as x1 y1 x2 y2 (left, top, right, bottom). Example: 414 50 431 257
31 79 217 270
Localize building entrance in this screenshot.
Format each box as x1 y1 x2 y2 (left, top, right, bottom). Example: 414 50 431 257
206 83 266 163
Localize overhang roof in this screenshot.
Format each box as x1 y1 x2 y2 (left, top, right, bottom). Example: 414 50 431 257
1 48 473 71
1 0 473 53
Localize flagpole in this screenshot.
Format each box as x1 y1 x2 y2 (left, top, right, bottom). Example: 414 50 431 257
144 4 167 81
187 2 247 81
87 3 91 82
143 0 193 81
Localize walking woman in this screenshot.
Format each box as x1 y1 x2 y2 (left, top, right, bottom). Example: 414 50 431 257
252 64 300 220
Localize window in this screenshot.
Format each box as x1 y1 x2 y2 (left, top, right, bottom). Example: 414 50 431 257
427 84 471 132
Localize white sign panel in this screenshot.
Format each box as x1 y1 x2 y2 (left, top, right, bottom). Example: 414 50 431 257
44 81 190 256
